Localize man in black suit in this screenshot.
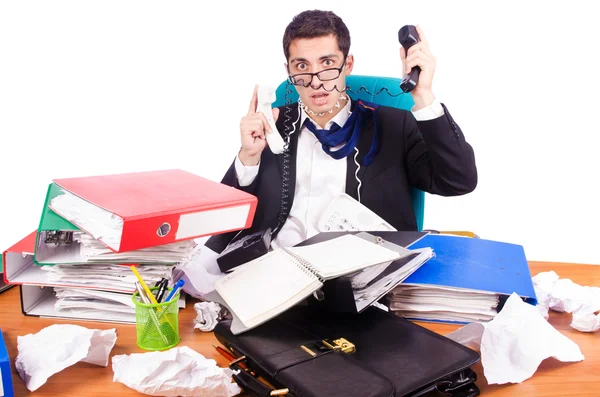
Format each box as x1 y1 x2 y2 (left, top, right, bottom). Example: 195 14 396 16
207 9 477 253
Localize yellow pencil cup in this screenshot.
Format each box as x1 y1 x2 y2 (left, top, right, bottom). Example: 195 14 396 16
132 287 180 351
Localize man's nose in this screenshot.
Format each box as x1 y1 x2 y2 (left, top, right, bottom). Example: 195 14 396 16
310 74 323 89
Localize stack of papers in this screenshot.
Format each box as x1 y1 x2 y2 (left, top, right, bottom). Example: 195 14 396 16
52 286 186 323
5 169 260 325
352 248 434 312
40 263 176 291
36 230 197 265
388 285 499 322
77 232 196 263
54 287 136 319
386 234 537 324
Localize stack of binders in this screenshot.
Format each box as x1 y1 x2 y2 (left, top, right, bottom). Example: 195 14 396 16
2 169 258 324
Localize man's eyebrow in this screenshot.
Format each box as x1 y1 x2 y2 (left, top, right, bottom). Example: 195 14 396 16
319 53 339 61
289 57 307 64
289 54 340 64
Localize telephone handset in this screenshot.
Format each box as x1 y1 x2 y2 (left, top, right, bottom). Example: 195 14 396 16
256 86 285 154
398 25 420 93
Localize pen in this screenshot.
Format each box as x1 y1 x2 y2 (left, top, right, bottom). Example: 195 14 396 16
156 279 168 303
135 281 157 308
164 279 184 303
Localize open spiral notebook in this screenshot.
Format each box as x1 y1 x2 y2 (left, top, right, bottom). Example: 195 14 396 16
210 232 404 334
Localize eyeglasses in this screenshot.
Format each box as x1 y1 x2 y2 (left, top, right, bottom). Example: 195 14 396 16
288 58 347 87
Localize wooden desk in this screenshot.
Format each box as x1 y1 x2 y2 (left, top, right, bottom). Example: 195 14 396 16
1 262 599 396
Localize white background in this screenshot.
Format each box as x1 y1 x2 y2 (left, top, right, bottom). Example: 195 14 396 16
1 1 599 265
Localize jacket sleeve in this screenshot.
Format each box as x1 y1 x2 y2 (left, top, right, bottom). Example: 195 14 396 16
404 103 478 196
220 156 261 195
204 157 262 254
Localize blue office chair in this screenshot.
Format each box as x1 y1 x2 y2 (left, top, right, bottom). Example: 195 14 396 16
272 75 426 231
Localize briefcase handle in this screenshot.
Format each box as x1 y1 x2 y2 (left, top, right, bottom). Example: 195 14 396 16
436 368 480 397
411 368 480 397
230 356 290 397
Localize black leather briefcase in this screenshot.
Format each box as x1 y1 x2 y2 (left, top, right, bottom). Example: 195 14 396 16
214 305 480 397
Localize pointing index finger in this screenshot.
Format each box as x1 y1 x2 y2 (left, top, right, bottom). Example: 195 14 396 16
248 85 258 115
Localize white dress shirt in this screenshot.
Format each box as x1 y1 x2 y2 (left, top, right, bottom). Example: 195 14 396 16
234 98 444 249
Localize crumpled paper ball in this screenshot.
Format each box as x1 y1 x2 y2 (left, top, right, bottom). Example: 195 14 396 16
194 301 229 332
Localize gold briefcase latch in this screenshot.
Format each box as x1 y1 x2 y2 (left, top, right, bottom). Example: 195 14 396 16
322 338 356 354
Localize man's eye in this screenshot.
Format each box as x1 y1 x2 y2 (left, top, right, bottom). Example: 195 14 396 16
297 63 307 70
324 59 333 67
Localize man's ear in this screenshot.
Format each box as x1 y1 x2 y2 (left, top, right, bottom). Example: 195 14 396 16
345 54 354 76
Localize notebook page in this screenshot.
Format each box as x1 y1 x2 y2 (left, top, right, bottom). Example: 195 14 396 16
214 249 320 328
287 234 401 279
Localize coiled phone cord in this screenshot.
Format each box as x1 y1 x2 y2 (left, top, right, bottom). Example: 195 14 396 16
271 81 297 238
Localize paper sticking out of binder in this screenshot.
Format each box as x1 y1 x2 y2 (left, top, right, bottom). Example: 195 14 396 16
35 182 198 266
46 169 258 252
389 234 538 324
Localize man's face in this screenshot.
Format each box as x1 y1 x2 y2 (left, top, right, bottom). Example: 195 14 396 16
286 34 354 118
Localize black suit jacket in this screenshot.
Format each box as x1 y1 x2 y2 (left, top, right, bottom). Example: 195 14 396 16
205 100 477 253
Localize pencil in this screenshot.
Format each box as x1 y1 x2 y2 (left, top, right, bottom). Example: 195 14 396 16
212 344 250 371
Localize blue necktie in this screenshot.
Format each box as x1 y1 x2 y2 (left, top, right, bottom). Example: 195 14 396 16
303 100 381 165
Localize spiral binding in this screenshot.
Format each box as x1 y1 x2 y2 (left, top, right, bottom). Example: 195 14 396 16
282 248 325 283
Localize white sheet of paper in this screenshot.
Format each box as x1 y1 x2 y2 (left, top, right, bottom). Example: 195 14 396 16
112 346 241 397
15 324 117 391
177 238 225 299
445 293 584 385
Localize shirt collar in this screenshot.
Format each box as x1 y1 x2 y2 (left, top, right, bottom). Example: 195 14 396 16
300 97 352 130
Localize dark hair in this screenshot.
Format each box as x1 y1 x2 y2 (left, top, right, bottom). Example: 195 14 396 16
282 10 351 61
